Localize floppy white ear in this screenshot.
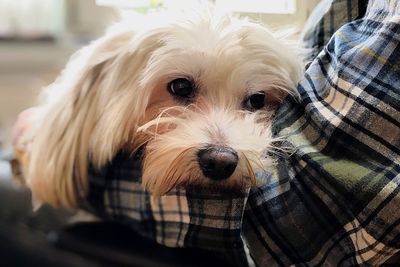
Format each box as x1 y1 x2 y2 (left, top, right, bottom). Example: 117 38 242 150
27 23 162 208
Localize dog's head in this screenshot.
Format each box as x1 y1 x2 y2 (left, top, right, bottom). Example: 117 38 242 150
27 9 303 208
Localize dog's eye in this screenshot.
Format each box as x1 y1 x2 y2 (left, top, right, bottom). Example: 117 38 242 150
244 92 266 111
167 78 195 99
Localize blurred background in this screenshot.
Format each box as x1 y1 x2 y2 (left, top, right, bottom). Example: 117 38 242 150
0 0 321 180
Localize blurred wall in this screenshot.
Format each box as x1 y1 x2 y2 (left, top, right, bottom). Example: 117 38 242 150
0 0 116 148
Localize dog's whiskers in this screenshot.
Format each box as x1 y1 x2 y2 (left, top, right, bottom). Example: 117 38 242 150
241 152 257 186
145 145 197 195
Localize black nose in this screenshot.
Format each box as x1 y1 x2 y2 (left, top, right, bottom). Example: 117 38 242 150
197 146 238 181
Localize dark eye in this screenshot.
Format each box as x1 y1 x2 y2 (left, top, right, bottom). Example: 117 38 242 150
167 78 195 99
244 92 265 111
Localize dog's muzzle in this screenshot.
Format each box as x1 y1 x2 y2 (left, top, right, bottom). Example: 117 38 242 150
197 145 238 181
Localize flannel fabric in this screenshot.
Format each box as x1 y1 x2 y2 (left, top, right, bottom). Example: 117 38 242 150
302 0 368 63
85 0 400 266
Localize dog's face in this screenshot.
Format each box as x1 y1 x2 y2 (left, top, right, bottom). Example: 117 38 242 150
26 10 302 207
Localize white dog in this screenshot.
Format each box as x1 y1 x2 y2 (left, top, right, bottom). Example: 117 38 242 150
12 8 302 208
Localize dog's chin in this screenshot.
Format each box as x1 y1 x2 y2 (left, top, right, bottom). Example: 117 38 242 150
141 144 260 197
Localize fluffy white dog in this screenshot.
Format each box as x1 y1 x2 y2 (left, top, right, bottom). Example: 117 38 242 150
12 8 302 208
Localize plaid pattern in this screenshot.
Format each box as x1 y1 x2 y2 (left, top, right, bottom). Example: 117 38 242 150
302 0 368 62
84 0 400 266
86 150 250 266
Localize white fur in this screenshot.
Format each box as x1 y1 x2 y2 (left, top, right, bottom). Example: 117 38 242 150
25 8 303 208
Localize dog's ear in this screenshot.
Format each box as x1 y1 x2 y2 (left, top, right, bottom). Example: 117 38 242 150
27 24 163 208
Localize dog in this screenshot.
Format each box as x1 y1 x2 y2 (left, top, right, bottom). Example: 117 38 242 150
12 8 303 209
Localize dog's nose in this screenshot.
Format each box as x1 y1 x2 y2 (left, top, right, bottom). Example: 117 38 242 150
197 146 238 181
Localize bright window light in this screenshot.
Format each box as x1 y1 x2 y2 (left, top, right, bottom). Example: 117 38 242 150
215 0 296 14
96 0 208 11
96 0 297 14
96 0 164 10
0 0 64 39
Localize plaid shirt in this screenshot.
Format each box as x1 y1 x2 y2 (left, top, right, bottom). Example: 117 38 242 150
85 0 400 266
302 0 368 63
